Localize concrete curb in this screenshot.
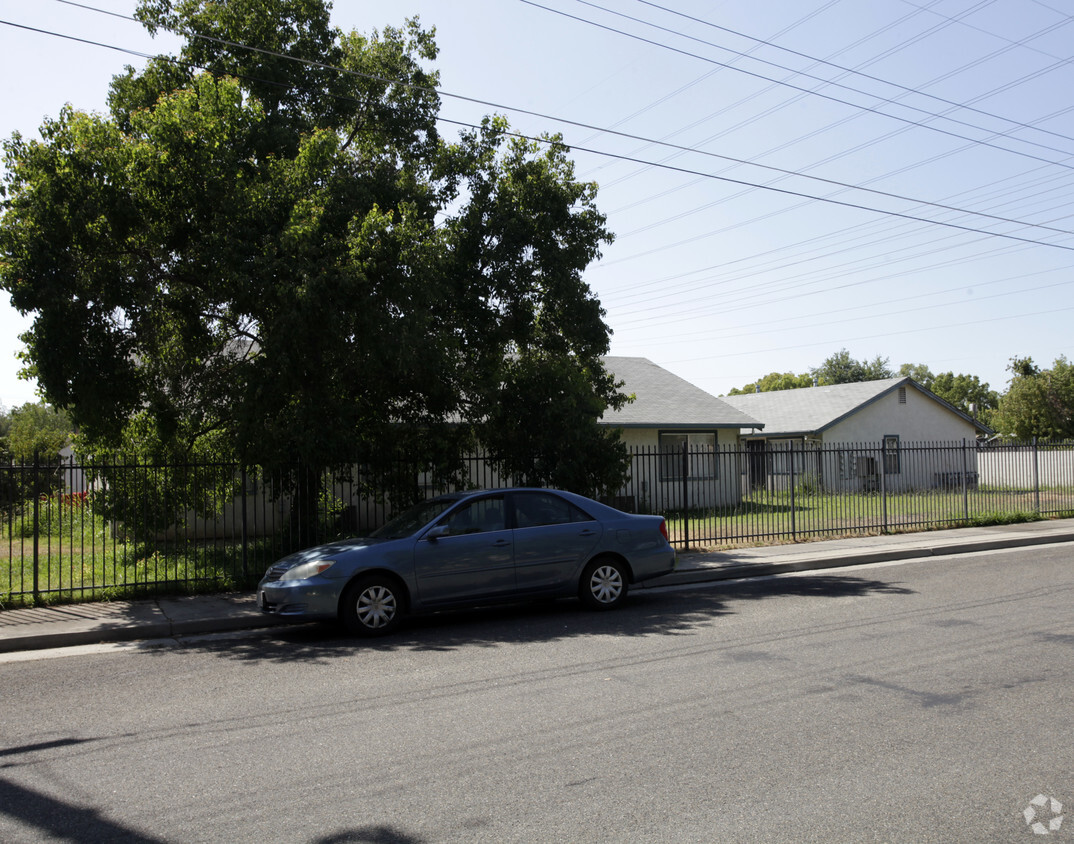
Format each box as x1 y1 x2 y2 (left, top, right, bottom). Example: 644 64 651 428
0 599 288 654
641 530 1074 589
0 614 287 653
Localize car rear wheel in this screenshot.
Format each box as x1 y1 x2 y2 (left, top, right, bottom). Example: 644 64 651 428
341 575 405 637
579 557 628 610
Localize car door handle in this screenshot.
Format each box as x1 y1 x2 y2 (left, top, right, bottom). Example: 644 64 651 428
578 529 597 537
491 539 511 547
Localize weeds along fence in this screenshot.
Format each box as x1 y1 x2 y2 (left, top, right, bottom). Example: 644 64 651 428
2 440 1073 607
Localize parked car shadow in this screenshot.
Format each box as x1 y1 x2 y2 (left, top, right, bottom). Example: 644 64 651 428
313 826 426 844
160 573 915 664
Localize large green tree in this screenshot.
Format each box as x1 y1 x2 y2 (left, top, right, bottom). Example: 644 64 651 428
811 348 893 385
726 349 892 395
726 371 813 395
993 356 1074 440
7 402 74 462
0 402 74 512
0 0 626 541
927 372 999 426
897 364 998 426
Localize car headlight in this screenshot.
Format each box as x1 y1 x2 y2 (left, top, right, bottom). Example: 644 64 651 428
280 560 336 581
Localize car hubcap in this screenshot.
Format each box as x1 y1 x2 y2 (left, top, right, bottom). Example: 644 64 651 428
590 565 623 604
356 585 396 628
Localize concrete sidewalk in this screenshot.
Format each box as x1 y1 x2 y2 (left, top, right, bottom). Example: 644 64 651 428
2 518 1073 653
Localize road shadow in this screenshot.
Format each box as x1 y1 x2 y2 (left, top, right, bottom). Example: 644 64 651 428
157 573 915 664
0 773 166 843
314 827 427 844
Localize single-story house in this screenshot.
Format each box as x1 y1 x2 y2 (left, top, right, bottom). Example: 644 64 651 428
92 356 762 537
600 356 763 510
601 356 763 447
719 377 992 493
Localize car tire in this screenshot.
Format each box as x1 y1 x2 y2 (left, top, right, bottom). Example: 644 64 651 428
340 575 406 637
579 556 629 610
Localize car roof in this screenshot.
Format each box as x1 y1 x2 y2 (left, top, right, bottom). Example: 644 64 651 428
435 488 624 517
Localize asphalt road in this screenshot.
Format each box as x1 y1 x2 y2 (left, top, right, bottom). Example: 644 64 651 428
0 544 1072 843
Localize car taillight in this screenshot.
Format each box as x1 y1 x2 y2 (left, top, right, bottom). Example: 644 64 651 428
659 519 669 541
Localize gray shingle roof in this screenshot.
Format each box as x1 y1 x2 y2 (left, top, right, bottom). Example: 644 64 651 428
719 377 987 436
601 357 763 429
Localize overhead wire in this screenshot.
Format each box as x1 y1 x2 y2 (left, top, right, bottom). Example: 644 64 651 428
562 0 1074 253
27 0 1074 247
519 0 1074 170
566 7 1074 326
14 0 1074 362
563 3 1074 301
630 0 1074 149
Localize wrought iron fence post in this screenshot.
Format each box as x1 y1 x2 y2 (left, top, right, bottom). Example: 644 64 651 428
241 466 249 581
959 439 969 523
681 440 689 549
879 442 889 534
32 451 40 603
1032 437 1041 513
790 442 797 542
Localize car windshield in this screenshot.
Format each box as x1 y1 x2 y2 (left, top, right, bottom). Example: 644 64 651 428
369 497 461 540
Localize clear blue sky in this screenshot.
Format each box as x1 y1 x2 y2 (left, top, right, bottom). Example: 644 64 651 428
2 0 1072 411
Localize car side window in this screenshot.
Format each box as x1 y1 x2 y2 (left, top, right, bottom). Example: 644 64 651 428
513 492 594 528
440 496 506 535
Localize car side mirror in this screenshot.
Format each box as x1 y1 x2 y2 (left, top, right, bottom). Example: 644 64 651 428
424 524 450 541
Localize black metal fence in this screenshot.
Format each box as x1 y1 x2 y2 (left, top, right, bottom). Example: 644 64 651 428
2 439 1072 607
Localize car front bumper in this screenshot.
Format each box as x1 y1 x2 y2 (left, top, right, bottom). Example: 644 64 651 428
256 578 342 621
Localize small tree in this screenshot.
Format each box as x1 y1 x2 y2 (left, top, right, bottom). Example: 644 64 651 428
993 356 1074 440
726 371 813 395
928 372 999 427
0 403 74 513
8 403 74 462
811 349 892 385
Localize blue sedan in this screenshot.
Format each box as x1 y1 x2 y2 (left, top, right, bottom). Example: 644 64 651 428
257 488 676 636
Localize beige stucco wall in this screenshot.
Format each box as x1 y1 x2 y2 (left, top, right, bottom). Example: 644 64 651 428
820 387 980 492
740 389 983 494
825 386 979 444
617 427 741 448
614 427 744 511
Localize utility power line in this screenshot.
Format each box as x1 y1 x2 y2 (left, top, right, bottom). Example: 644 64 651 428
4 2 1069 252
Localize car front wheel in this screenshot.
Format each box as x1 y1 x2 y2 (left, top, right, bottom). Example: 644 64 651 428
579 557 629 610
341 575 406 636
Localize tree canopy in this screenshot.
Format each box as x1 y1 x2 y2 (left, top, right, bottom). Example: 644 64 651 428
5 403 74 462
992 356 1074 440
725 349 892 394
726 372 813 395
810 349 893 385
0 0 628 532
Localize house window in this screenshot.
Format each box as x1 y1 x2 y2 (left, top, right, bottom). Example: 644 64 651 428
659 432 717 481
883 435 901 474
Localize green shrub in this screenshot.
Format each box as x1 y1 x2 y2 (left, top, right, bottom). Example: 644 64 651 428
963 510 1043 527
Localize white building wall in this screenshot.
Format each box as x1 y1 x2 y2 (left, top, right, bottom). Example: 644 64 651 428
825 387 978 442
616 427 744 512
820 388 980 493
